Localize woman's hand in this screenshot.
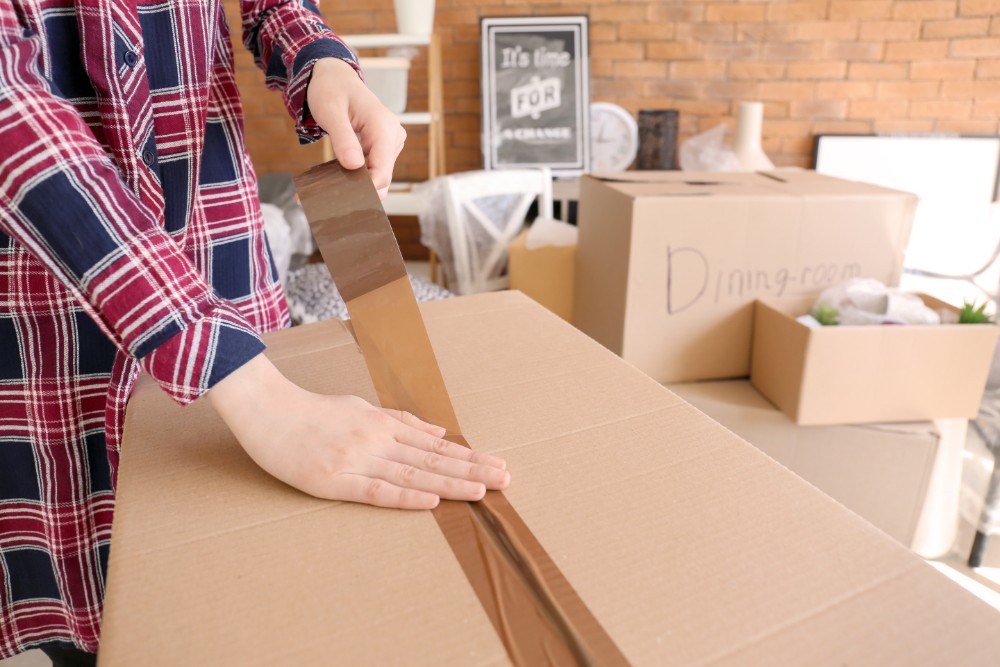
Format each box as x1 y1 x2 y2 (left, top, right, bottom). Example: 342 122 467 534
206 354 510 509
306 57 406 199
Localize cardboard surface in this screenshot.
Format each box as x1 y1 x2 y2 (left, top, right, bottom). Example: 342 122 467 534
101 293 1000 666
573 170 916 383
508 229 576 322
100 317 509 666
295 160 627 666
670 380 940 547
751 295 1000 425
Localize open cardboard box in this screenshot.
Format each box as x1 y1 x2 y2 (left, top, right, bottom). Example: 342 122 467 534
98 292 1000 665
750 294 1000 425
508 228 576 322
573 170 916 383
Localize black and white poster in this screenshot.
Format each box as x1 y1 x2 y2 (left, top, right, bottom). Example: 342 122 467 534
481 16 590 176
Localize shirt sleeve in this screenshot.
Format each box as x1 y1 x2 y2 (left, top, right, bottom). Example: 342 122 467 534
0 5 265 405
241 0 361 144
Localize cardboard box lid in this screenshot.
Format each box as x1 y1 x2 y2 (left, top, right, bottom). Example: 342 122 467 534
100 292 1000 666
584 170 917 201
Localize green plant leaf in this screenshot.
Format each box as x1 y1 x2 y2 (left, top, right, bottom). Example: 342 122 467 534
959 300 995 324
810 304 840 326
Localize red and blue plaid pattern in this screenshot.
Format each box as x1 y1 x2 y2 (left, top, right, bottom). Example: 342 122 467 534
0 0 356 657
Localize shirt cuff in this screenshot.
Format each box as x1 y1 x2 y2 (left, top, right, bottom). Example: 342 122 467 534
139 300 266 405
287 38 361 143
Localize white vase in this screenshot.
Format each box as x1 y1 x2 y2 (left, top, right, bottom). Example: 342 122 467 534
393 0 436 37
733 101 775 171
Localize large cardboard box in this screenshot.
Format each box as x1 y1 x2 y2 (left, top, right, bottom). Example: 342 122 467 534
751 295 1000 425
99 293 1000 666
508 228 575 322
574 170 916 383
670 380 940 548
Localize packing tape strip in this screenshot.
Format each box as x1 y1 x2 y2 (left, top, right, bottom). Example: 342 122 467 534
294 161 630 667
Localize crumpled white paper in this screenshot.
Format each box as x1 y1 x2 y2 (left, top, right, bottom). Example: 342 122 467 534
812 278 941 326
525 217 578 250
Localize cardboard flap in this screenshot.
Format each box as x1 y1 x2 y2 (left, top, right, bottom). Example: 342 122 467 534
587 172 781 199
750 299 812 418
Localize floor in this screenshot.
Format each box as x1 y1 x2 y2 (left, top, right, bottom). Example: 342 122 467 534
1 650 45 666
405 259 432 282
932 556 1000 611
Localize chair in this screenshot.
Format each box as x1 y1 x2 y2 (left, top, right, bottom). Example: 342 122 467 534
902 204 1000 567
419 168 553 295
969 396 1000 567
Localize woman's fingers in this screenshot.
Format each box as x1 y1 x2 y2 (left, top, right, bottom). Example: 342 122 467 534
329 474 441 510
379 439 510 490
357 116 405 196
364 458 488 501
393 423 509 473
380 409 509 483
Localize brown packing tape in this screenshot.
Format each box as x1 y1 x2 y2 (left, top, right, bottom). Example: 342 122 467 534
294 161 630 667
344 278 461 431
444 434 628 666
294 162 408 302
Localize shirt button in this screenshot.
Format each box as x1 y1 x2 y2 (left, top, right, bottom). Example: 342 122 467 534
124 50 138 68
141 150 155 167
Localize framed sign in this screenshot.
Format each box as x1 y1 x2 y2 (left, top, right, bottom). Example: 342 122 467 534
481 15 590 176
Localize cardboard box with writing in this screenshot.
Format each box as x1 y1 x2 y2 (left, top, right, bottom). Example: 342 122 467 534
99 293 1000 666
574 171 916 383
751 295 1000 425
508 228 575 322
670 380 940 549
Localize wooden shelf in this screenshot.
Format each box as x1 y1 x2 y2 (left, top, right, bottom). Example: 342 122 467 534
325 32 445 180
340 33 431 49
328 32 447 282
382 183 428 217
398 112 432 125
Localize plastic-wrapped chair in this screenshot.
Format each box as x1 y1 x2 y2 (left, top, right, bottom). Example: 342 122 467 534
969 391 1000 567
418 168 553 295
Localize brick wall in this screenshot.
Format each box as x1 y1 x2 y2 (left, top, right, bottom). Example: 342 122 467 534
227 0 1000 181
225 1 326 178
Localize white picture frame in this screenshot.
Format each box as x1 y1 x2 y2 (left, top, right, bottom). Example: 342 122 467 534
815 134 1000 305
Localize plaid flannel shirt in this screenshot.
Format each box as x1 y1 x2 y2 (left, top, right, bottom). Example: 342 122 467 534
0 0 357 657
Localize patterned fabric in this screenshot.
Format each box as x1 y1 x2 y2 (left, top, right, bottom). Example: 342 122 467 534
0 0 357 657
285 263 452 324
